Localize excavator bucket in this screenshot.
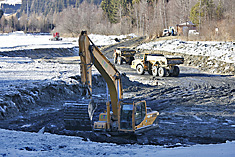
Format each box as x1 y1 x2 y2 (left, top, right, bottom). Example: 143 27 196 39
63 99 97 131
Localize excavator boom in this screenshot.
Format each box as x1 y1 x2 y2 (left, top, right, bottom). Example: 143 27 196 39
79 31 122 120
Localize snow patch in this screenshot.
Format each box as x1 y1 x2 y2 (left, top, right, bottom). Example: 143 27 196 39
0 32 130 51
0 129 235 156
137 39 235 63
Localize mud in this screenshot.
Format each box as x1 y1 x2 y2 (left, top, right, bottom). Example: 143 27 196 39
1 37 235 146
0 48 77 59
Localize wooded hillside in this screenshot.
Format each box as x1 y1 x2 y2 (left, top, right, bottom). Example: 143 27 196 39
20 0 102 15
0 0 234 40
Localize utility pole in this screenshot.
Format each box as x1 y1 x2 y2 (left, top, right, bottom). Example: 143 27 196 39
199 0 201 33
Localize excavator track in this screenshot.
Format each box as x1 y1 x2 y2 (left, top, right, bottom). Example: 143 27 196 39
63 100 96 131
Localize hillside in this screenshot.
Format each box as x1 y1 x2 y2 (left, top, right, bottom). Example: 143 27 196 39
0 0 21 5
0 0 21 15
0 0 234 40
20 0 102 15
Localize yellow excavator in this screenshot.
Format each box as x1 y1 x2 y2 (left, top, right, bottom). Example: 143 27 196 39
64 31 159 134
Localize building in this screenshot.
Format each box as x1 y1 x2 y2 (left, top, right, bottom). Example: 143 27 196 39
176 21 196 36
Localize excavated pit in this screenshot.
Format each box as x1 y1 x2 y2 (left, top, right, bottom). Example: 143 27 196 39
1 37 235 146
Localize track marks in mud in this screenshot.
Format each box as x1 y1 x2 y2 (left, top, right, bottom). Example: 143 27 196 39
144 83 235 145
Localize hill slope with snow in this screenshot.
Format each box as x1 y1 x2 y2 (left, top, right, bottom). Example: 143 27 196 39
0 0 21 5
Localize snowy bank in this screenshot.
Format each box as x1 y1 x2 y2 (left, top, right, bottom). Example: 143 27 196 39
0 129 234 157
0 31 132 52
137 39 235 63
137 39 235 75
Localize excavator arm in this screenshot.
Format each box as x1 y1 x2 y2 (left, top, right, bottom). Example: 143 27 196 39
79 31 122 120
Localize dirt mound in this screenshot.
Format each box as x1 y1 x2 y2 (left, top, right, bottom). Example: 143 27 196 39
0 48 77 59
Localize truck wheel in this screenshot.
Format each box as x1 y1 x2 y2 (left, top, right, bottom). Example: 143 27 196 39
148 70 153 75
136 64 144 75
128 57 134 65
172 66 180 77
117 56 123 65
152 66 158 76
158 67 166 77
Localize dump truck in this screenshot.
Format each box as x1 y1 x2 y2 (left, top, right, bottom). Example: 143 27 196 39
64 31 159 134
131 53 184 77
113 47 136 65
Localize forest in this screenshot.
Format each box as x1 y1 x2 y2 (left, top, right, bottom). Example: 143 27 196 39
0 0 234 40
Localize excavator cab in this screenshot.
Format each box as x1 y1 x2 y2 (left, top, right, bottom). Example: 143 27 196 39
119 101 147 131
119 100 159 133
93 100 159 134
120 102 134 130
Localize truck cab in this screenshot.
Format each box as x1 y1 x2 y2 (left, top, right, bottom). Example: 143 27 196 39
113 47 136 65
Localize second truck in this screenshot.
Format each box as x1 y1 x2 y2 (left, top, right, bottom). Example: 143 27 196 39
113 47 136 65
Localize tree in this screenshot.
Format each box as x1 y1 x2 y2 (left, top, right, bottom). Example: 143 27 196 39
190 0 215 25
101 0 119 23
19 11 28 32
215 0 223 20
0 16 7 33
190 2 202 25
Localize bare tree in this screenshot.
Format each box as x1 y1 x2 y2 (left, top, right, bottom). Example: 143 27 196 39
19 11 28 32
0 16 7 33
28 13 40 32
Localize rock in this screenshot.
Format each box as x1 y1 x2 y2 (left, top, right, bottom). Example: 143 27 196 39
38 126 45 134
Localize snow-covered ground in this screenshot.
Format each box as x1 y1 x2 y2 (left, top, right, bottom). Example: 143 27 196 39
0 32 76 51
137 39 235 63
2 32 234 65
0 129 234 157
0 31 131 51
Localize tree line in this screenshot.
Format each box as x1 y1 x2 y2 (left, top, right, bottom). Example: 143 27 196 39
0 0 234 40
20 0 102 15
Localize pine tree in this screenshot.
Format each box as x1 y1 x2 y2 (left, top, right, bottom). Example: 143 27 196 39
216 0 223 20
190 2 201 25
101 0 119 23
20 0 101 15
190 0 216 25
119 0 132 16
